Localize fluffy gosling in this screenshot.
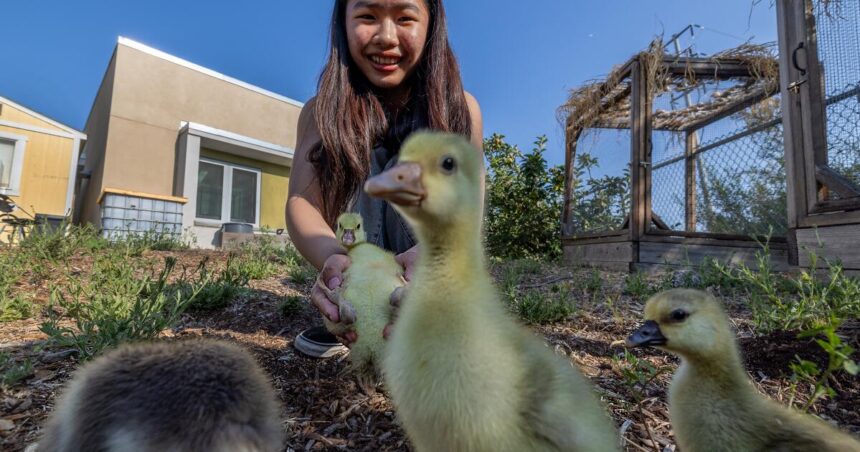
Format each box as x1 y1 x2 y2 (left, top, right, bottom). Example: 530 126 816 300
627 288 860 452
365 132 619 452
38 339 283 452
323 212 405 375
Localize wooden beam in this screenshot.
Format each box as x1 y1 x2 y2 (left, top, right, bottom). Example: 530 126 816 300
815 165 860 199
641 233 789 249
681 88 777 132
650 212 672 230
799 0 830 209
645 228 788 243
662 58 759 79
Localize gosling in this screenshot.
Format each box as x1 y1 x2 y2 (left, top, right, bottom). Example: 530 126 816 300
323 212 405 375
366 132 619 452
627 288 860 452
38 339 283 452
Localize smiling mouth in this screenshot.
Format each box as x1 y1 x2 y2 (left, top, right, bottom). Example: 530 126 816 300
370 55 401 67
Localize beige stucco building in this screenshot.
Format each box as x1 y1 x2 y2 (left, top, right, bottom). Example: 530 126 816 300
76 37 302 248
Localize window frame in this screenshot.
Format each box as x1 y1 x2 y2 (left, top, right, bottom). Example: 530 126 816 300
0 131 28 197
195 157 262 227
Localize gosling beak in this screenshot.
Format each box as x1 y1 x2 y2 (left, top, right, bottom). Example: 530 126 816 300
626 320 667 347
364 162 425 207
341 229 355 246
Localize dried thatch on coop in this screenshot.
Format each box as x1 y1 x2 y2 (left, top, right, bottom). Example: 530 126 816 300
558 41 780 135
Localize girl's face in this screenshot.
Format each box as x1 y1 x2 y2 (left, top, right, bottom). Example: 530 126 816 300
345 0 430 94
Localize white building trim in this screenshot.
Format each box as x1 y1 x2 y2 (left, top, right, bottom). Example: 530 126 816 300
118 36 305 109
0 131 29 197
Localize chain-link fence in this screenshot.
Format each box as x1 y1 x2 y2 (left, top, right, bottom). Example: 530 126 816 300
814 0 860 200
650 79 787 237
570 126 631 234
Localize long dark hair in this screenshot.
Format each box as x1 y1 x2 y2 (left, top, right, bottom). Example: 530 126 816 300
311 0 472 227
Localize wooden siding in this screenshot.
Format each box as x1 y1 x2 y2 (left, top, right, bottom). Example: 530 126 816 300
796 225 860 269
0 124 73 216
0 103 68 134
638 241 789 270
200 148 290 229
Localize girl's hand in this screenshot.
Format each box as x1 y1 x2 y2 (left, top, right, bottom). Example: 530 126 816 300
384 245 419 339
394 245 419 282
311 254 357 345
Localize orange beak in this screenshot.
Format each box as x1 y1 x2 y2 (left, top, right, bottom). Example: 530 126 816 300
364 162 425 207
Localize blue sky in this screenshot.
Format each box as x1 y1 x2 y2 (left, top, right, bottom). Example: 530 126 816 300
0 1 777 166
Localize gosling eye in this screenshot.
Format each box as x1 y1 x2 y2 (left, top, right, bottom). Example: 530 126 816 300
356 224 361 230
670 309 689 322
440 155 456 174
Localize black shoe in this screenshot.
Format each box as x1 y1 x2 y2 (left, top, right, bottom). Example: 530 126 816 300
294 326 348 358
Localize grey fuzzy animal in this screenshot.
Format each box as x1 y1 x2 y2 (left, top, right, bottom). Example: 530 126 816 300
38 339 283 452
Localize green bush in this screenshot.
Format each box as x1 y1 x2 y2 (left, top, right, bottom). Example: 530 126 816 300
0 294 34 322
41 256 203 360
278 295 304 317
484 134 564 260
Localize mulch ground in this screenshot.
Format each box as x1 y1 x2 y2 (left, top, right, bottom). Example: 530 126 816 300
1 250 857 451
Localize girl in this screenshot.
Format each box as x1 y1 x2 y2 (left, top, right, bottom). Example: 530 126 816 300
286 0 483 357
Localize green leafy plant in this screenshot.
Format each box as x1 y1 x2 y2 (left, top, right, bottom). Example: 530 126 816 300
507 289 574 324
289 264 317 286
0 353 33 388
40 257 204 360
623 271 652 299
278 295 304 317
484 134 565 260
789 320 858 412
0 293 35 322
173 256 250 311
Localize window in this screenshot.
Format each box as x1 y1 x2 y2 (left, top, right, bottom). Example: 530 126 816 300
0 132 27 196
195 158 261 225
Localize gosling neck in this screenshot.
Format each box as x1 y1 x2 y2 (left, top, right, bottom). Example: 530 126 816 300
677 341 751 394
413 212 485 275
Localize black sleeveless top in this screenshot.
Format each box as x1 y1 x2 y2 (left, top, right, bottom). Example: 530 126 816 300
351 104 428 254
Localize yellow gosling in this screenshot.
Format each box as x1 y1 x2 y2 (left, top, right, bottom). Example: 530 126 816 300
366 132 619 452
627 288 860 452
38 339 282 452
324 212 405 375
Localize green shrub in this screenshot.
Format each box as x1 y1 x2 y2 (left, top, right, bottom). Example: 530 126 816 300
41 257 203 360
484 134 564 260
789 320 858 411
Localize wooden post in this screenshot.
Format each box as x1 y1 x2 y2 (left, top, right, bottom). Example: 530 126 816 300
799 0 830 208
777 0 811 265
562 120 582 236
685 130 698 232
630 59 649 268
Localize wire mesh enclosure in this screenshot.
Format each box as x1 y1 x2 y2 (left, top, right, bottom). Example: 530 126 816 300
559 42 791 270
812 0 860 202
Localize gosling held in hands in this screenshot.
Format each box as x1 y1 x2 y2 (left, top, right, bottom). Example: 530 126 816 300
324 212 405 375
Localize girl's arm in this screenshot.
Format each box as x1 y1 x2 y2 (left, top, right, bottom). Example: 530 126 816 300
286 98 343 270
286 99 353 333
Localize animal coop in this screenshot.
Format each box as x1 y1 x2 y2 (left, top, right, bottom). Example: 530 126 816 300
559 0 860 271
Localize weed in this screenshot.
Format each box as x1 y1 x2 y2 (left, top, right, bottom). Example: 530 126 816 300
278 295 304 317
623 271 652 299
176 256 250 311
289 264 317 286
788 320 858 412
0 353 33 388
508 289 574 324
612 350 670 402
578 267 603 294
40 257 204 360
0 293 35 322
